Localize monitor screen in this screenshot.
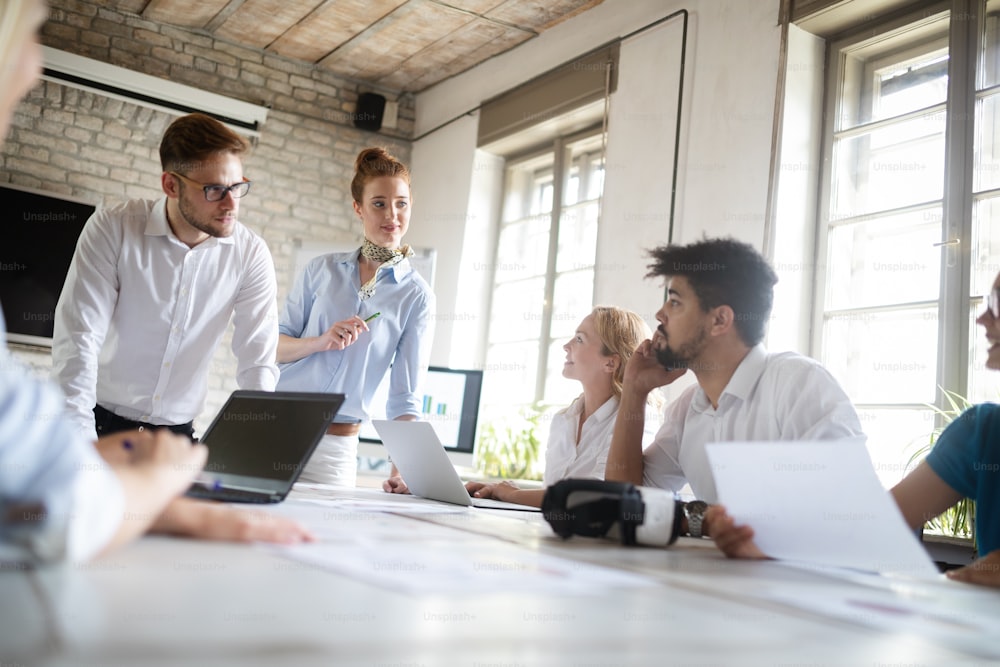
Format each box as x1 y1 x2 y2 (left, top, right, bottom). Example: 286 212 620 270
0 183 94 347
360 366 484 455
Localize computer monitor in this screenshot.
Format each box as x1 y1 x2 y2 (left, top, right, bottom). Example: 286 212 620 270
0 184 94 347
358 366 484 470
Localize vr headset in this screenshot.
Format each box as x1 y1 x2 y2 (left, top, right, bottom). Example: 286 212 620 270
541 478 686 546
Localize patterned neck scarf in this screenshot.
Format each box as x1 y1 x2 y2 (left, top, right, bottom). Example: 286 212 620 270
358 238 412 300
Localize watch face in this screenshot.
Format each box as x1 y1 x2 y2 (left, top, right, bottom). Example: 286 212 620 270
685 500 709 538
686 500 708 515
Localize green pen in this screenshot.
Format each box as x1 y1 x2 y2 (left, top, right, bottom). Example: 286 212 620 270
364 312 381 323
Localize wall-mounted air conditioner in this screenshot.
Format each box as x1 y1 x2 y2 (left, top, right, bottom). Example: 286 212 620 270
40 46 269 135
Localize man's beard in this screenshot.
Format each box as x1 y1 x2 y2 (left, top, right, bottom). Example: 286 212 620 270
178 191 234 238
654 325 707 371
655 343 689 371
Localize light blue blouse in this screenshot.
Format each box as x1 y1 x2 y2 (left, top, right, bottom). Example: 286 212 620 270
276 250 435 424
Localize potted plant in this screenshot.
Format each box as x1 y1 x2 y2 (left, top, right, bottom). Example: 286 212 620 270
475 403 545 481
907 389 975 544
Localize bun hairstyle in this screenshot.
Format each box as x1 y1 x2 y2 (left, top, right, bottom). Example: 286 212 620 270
351 147 410 202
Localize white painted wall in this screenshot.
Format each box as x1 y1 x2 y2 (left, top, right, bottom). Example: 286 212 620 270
407 115 481 367
412 0 784 368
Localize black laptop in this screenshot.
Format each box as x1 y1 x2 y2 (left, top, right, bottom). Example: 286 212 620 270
185 390 345 504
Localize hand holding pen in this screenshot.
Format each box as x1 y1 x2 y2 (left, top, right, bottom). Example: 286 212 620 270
324 312 380 351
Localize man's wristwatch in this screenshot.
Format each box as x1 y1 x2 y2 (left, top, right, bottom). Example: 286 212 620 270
684 500 709 538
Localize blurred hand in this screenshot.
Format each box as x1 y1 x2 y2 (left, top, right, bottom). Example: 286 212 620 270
155 498 316 544
383 475 409 494
946 549 1000 588
468 480 519 501
97 428 205 497
464 481 488 496
705 505 768 560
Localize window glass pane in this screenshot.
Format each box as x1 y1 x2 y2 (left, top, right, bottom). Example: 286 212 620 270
486 130 605 407
555 201 599 273
564 170 581 207
495 216 549 281
481 342 538 407
534 178 553 215
838 20 948 131
858 407 937 488
972 196 1000 293
551 270 595 340
822 307 938 404
544 339 580 406
830 113 945 218
587 164 605 200
825 209 941 311
870 53 948 122
980 2 1000 89
969 303 1000 403
974 94 1000 192
488 279 545 343
502 157 553 222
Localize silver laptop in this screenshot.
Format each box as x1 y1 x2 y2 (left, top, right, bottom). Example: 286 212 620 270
373 419 540 512
185 390 344 504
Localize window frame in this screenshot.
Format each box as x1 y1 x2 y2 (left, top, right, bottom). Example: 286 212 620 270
811 0 990 452
484 123 606 406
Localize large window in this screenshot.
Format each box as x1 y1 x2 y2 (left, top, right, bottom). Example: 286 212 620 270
481 130 605 410
816 0 1000 487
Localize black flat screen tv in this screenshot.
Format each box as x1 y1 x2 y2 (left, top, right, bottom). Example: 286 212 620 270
0 183 94 347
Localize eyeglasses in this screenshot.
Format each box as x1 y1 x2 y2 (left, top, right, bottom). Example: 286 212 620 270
170 172 251 202
988 287 1000 319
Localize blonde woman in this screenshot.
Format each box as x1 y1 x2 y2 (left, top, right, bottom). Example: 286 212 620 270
466 306 659 508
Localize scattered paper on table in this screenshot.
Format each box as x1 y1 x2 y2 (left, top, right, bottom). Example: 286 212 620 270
271 538 658 596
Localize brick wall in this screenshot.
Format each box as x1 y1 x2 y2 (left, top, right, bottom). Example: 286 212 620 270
2 0 416 432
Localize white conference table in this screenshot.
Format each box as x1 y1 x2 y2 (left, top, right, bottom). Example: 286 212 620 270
3 480 1000 667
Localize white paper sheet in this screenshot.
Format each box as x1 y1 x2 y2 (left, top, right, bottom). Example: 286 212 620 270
262 496 658 595
271 539 658 596
705 439 938 578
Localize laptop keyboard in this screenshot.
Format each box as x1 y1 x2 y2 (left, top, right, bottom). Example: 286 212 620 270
186 486 278 504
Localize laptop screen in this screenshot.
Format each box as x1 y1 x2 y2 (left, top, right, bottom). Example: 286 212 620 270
200 391 343 482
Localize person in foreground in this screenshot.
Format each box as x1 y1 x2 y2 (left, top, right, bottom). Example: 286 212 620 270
604 237 864 536
707 272 1000 588
465 306 659 508
276 147 434 489
0 0 311 561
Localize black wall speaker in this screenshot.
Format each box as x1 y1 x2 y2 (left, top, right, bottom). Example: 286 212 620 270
354 92 386 131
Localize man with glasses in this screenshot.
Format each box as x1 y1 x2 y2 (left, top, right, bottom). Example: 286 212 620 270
53 113 279 439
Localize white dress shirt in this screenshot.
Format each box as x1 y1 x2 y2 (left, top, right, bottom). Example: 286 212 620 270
642 344 865 503
52 198 279 435
1 315 123 563
544 395 660 486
